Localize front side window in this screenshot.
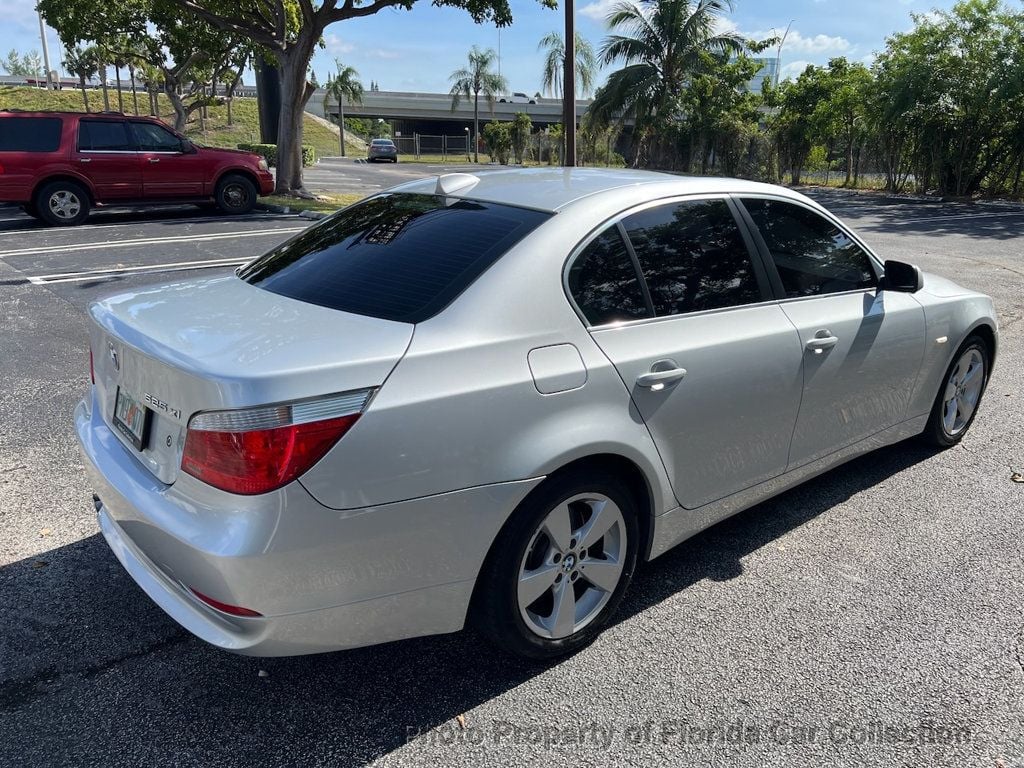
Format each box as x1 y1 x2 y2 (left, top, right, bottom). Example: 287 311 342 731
78 120 132 152
742 198 877 298
240 193 550 323
567 227 649 326
0 117 62 152
130 122 183 152
622 198 762 316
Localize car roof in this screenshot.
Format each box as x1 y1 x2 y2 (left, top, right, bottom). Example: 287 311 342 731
0 110 156 121
388 167 810 213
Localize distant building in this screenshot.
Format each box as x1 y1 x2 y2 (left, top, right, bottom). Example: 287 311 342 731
743 58 779 92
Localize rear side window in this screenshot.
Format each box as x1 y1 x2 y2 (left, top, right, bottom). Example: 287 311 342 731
78 120 132 151
623 198 763 316
567 227 649 326
0 117 62 152
742 198 877 297
239 193 550 323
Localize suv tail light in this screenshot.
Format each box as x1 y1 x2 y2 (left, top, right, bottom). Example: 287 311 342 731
181 389 373 495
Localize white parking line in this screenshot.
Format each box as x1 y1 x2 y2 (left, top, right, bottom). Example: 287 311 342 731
0 227 306 259
28 257 251 284
0 212 296 236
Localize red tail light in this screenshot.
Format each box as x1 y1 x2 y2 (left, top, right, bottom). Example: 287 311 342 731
188 587 263 617
181 390 372 495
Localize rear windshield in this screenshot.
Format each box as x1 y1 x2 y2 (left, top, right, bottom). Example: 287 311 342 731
0 116 62 152
239 193 550 322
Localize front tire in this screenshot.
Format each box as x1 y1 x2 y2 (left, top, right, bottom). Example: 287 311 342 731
923 334 990 447
215 174 257 215
474 469 639 660
35 180 90 226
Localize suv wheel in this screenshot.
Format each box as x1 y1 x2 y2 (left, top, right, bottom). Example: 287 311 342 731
475 469 639 660
35 180 90 227
923 334 990 447
215 174 257 215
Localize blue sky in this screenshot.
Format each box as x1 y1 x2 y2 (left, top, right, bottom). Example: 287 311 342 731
7 0 958 95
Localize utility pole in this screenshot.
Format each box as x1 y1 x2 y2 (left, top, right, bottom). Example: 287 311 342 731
562 0 576 167
37 7 54 88
775 20 793 87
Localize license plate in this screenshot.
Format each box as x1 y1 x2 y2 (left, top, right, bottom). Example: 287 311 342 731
113 387 151 451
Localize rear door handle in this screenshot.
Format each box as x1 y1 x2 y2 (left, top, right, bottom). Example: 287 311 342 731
148 158 160 163
636 363 687 389
79 158 91 163
806 330 839 354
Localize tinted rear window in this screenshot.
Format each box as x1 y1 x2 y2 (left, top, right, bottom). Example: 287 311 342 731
78 120 132 151
0 117 62 152
239 193 550 322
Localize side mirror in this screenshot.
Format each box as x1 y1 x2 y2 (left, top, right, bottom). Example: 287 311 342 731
880 259 923 293
180 139 197 154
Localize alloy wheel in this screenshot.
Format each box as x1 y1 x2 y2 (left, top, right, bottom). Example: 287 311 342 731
48 190 81 220
942 347 985 436
517 493 627 639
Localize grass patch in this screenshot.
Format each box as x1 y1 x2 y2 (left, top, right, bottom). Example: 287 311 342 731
0 86 362 159
261 192 364 213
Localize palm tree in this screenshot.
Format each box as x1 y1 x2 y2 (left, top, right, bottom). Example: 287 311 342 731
449 46 507 163
538 32 598 99
325 61 364 157
589 0 743 163
63 45 97 112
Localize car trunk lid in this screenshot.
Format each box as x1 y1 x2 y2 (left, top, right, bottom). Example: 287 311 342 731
88 275 413 485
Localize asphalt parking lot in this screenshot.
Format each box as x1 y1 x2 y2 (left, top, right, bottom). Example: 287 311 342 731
0 168 1022 767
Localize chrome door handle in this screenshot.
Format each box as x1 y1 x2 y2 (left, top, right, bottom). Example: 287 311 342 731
148 158 160 163
806 330 839 354
636 364 687 389
79 158 91 163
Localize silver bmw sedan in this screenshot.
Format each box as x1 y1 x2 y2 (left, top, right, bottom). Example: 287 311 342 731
76 168 997 660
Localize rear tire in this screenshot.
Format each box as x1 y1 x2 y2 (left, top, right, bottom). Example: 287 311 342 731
215 174 257 215
923 334 990 448
35 180 90 226
474 468 639 660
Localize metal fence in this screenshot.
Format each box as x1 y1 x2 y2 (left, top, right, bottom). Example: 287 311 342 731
391 133 472 161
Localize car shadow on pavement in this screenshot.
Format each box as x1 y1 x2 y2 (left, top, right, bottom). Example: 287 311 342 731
0 440 937 766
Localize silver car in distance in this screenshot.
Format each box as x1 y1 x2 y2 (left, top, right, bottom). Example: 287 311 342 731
76 169 998 660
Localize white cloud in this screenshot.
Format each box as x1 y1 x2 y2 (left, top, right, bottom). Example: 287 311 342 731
779 60 813 80
580 0 628 22
324 34 355 55
782 30 852 55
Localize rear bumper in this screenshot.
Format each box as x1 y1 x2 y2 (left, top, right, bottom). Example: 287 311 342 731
75 392 541 655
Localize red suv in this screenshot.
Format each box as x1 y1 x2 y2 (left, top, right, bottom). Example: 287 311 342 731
0 110 275 226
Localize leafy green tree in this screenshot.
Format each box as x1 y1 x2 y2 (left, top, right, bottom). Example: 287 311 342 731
871 0 1024 196
589 0 743 165
510 112 532 163
2 49 43 78
483 120 512 164
807 58 873 186
40 0 252 131
166 0 552 194
62 45 97 111
325 61 363 156
449 46 508 163
538 31 597 98
770 63 833 184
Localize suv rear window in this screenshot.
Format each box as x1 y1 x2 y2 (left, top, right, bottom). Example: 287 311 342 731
239 193 550 322
0 116 62 152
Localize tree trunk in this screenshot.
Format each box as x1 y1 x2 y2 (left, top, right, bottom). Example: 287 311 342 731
129 66 139 115
339 96 346 157
473 90 480 163
275 42 317 194
100 65 110 111
227 97 233 126
165 83 188 131
844 137 854 187
115 67 124 112
79 76 90 112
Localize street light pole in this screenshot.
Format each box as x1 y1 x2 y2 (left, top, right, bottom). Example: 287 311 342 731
562 0 576 167
37 7 54 88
